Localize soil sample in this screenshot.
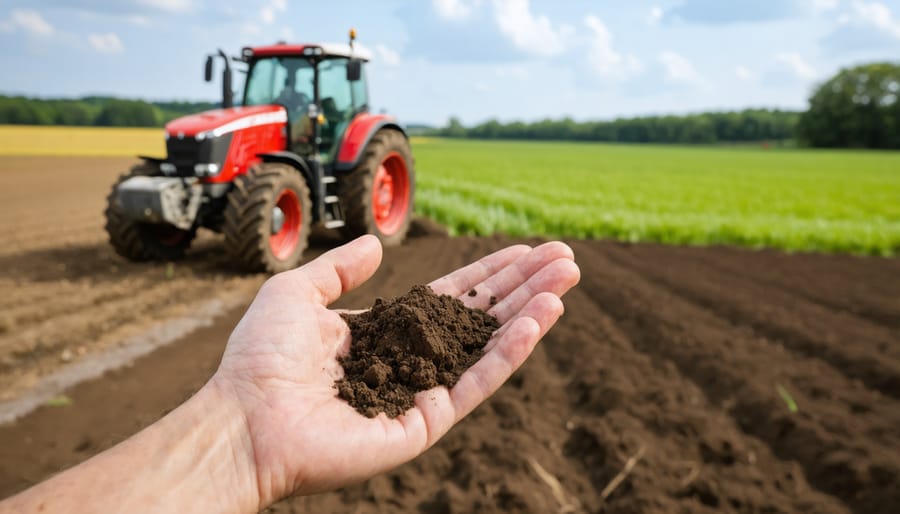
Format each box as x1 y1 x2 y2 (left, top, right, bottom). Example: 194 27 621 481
336 285 500 418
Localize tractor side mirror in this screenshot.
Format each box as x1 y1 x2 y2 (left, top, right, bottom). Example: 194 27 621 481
204 56 213 82
347 59 362 82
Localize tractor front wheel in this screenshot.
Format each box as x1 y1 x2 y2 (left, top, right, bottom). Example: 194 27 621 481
223 163 311 273
104 164 196 261
338 128 414 246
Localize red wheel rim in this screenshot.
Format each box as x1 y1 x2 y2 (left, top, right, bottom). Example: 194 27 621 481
269 189 301 260
371 152 410 235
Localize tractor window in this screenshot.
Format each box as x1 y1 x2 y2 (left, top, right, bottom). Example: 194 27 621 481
244 57 314 122
318 59 353 119
317 58 354 158
350 64 368 112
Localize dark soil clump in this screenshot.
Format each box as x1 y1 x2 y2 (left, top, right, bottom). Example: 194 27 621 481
336 285 500 418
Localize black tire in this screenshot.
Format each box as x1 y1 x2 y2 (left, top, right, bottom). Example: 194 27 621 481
104 163 196 262
223 163 312 273
337 128 415 246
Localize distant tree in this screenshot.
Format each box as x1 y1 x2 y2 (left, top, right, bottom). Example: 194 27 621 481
95 99 161 127
798 62 900 149
51 101 92 125
443 116 467 138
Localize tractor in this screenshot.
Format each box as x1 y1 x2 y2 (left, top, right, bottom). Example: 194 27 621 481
104 30 414 272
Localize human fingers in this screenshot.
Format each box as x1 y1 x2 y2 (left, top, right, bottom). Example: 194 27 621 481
487 257 580 326
428 244 531 297
456 241 574 311
264 235 383 305
448 293 564 422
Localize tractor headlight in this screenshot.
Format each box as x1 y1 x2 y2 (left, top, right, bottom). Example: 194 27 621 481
160 162 177 175
194 163 220 176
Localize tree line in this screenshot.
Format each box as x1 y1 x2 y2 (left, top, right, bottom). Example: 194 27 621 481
435 109 799 144
0 95 217 127
434 62 899 149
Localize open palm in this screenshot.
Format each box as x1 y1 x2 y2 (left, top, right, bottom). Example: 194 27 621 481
212 235 580 507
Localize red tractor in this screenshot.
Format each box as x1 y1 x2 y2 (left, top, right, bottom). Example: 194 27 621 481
105 31 414 272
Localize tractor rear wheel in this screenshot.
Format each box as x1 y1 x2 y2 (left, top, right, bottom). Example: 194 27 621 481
223 163 311 273
338 128 414 246
104 163 196 261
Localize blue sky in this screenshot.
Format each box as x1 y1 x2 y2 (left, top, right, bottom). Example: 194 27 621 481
1 0 899 125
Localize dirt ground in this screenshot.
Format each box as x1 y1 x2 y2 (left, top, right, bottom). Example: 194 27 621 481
1 156 899 513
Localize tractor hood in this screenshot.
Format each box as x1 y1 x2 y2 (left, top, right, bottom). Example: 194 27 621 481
165 105 287 139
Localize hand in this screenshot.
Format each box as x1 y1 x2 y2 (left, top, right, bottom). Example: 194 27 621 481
211 235 580 507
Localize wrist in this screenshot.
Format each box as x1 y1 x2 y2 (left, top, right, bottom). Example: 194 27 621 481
192 378 261 513
1 377 262 514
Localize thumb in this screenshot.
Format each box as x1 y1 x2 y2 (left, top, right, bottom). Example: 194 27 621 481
265 235 383 305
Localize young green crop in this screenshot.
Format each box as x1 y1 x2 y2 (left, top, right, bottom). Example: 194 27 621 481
411 138 900 256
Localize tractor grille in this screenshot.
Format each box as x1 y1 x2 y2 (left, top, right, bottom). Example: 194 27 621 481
166 138 202 176
164 134 232 177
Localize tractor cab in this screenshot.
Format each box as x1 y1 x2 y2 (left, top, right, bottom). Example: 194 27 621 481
240 43 370 162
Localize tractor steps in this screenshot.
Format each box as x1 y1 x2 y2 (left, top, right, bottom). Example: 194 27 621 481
321 176 344 229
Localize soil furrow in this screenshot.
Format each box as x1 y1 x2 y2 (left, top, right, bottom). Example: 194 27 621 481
650 244 900 331
570 241 900 514
603 244 900 399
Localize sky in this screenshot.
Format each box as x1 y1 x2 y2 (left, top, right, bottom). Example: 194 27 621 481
1 0 899 125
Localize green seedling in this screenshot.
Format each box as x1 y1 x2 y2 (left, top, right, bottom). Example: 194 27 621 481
776 384 799 413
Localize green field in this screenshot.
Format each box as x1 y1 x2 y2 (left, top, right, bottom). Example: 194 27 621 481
412 139 900 256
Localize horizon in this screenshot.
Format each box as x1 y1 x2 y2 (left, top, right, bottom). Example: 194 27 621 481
1 0 899 125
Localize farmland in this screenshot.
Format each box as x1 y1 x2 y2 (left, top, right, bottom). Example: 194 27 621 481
414 139 900 256
0 130 899 512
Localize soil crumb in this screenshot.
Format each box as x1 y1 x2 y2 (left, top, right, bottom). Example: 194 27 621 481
336 285 500 418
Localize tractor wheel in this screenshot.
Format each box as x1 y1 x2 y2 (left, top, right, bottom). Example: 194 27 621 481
338 128 414 246
223 163 311 273
104 163 196 262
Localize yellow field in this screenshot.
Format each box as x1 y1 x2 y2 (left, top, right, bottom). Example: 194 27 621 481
0 125 165 157
0 125 435 157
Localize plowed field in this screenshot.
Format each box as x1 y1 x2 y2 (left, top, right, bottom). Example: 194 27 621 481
1 156 898 513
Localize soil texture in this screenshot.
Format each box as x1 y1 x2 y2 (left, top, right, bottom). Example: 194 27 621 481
1 156 899 514
337 285 499 418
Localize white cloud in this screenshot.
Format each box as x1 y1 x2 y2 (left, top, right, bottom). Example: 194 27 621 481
136 0 192 13
495 64 529 79
648 6 664 26
240 22 262 37
735 65 754 80
10 9 54 36
433 0 479 20
261 6 275 24
775 52 817 79
375 44 401 66
491 0 574 57
658 50 709 88
584 15 641 80
809 0 839 12
850 0 900 38
280 27 295 41
88 32 125 54
261 0 288 25
127 15 152 27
